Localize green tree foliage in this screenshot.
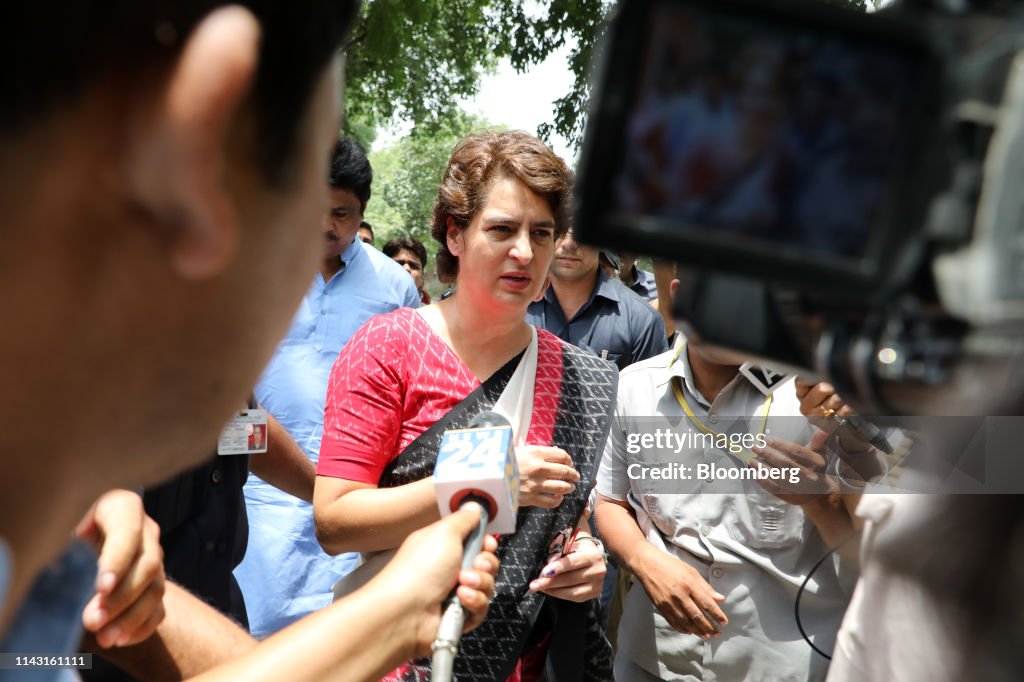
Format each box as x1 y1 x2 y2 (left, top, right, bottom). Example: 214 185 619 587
340 0 614 149
342 0 502 141
494 0 612 149
342 0 871 153
364 113 496 294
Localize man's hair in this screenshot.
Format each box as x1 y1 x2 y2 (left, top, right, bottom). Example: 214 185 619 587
383 236 428 270
329 136 373 210
0 1 358 184
431 130 571 283
359 220 374 239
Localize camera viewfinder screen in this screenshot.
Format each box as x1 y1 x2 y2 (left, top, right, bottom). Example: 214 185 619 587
614 4 921 264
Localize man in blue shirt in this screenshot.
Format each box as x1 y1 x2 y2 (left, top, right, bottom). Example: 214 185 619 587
235 136 420 637
527 229 668 371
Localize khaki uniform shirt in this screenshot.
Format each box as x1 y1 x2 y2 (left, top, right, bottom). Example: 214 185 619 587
597 348 853 681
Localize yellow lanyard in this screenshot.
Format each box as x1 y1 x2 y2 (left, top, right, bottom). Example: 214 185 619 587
669 343 772 463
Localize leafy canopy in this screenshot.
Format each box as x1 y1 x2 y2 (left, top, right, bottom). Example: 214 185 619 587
342 0 869 150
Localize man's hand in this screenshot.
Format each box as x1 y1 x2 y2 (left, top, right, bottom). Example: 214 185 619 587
373 506 499 659
795 380 873 452
75 490 166 648
514 445 580 508
753 432 864 551
635 549 727 639
796 380 853 428
529 535 606 602
796 380 885 481
750 431 839 506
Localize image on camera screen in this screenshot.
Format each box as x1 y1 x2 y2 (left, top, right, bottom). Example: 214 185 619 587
614 3 919 264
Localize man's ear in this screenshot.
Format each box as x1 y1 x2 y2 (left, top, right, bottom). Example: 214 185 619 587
127 6 261 280
669 278 680 299
446 217 463 257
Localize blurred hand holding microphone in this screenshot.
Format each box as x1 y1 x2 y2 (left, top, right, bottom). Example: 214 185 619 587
431 411 520 681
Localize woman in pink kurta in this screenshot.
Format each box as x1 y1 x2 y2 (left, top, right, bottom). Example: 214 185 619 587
314 131 618 681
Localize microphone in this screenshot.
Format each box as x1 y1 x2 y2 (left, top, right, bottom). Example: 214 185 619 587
431 411 521 681
791 377 894 455
433 411 520 534
836 414 893 455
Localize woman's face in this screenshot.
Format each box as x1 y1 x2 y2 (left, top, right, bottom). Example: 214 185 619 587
448 175 557 315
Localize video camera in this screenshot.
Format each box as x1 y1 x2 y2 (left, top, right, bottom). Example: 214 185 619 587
576 0 1024 417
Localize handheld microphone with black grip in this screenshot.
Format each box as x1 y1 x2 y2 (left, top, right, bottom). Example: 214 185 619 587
433 410 520 533
431 411 521 682
836 415 893 455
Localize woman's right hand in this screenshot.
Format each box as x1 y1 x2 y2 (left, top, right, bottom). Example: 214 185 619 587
514 445 580 508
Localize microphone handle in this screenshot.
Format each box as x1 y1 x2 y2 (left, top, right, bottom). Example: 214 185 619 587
432 502 490 682
460 500 489 570
838 415 893 455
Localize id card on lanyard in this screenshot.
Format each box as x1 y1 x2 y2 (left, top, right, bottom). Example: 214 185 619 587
216 395 268 455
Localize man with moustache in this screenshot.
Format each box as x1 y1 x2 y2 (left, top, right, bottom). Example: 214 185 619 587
526 228 667 371
384 236 431 305
236 136 420 638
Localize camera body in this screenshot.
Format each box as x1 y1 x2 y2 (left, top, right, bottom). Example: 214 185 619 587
576 0 1024 416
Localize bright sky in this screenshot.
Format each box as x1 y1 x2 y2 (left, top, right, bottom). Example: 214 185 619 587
372 44 580 164
458 44 579 163
383 0 895 156
462 0 896 152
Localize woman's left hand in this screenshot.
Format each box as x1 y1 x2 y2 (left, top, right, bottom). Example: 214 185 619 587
528 535 606 602
514 445 579 509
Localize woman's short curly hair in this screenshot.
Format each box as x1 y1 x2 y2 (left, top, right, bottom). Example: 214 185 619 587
431 130 572 283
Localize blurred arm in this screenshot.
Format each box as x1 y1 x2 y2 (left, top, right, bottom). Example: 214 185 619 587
190 509 496 682
86 581 256 681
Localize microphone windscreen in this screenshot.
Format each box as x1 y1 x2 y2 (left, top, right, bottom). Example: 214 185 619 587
468 411 510 429
434 412 520 534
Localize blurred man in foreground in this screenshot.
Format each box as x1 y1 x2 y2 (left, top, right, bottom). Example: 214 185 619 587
0 2 496 680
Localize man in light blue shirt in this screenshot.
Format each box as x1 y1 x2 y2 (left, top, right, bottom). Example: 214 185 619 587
235 137 420 637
